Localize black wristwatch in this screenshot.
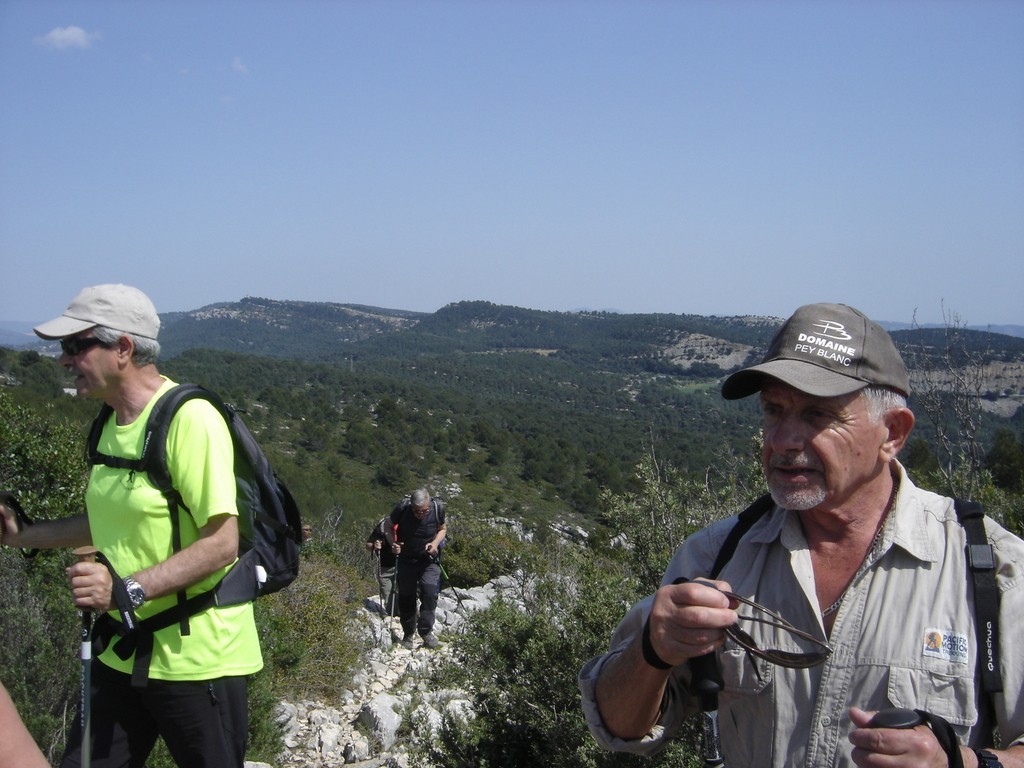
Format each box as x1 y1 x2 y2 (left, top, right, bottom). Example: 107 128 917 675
974 749 1002 768
123 576 146 608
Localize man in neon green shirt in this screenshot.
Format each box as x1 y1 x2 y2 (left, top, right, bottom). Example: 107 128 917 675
0 284 262 768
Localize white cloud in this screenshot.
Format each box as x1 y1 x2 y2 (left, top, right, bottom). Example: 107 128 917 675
232 56 248 75
33 26 99 50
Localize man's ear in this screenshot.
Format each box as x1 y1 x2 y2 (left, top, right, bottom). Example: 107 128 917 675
115 334 134 364
881 407 915 461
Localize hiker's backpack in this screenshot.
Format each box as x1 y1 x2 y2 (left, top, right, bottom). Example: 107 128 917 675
707 494 1003 696
87 383 303 622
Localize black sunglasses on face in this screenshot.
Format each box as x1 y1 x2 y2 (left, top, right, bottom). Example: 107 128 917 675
59 336 108 357
723 590 833 670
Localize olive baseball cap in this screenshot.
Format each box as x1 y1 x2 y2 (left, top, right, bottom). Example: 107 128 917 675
721 303 910 399
34 284 161 340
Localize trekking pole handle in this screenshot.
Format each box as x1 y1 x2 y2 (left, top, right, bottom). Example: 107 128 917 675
72 546 99 629
869 709 924 729
690 652 723 706
74 546 99 564
73 546 100 602
690 652 725 768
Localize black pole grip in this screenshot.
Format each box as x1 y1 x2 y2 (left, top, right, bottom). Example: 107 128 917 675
868 708 924 729
689 651 723 712
690 652 725 767
868 708 964 768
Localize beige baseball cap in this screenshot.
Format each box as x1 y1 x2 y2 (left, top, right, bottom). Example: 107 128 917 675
721 303 910 399
34 284 160 340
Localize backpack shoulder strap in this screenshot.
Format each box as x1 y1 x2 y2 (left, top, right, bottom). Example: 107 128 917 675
954 498 1003 695
395 496 413 522
147 384 231 636
688 493 774 724
140 383 225 496
86 382 216 489
87 403 138 471
121 384 227 647
709 493 774 579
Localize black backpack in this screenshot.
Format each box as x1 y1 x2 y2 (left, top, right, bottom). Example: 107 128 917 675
87 383 303 684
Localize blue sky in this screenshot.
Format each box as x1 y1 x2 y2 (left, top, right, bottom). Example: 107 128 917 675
2 1 1022 327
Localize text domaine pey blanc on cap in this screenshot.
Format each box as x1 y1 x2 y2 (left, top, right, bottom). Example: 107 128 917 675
721 303 910 400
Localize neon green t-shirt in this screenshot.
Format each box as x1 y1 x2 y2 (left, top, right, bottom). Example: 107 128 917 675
86 377 263 680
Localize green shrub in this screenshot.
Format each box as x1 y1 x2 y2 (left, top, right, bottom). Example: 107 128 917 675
422 542 699 768
258 550 369 702
0 390 89 760
441 512 535 588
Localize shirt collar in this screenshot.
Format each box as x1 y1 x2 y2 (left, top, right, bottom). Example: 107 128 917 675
884 461 940 564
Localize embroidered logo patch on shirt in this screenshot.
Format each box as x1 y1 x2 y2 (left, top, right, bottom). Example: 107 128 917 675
922 628 969 664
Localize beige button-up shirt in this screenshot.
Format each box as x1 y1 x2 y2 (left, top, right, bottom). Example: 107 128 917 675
579 464 1024 766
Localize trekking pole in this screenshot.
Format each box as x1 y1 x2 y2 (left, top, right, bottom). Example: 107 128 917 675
372 548 390 646
389 567 398 621
73 545 99 768
390 524 402 621
689 652 725 768
436 560 465 612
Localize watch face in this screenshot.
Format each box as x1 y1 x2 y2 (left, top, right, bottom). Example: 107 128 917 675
125 579 145 607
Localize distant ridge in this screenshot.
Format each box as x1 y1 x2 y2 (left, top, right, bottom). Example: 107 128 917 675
880 320 1024 338
144 297 1024 397
155 297 427 359
3 301 1022 355
4 298 1023 424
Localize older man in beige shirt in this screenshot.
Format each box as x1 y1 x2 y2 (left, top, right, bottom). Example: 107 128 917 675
580 303 1024 768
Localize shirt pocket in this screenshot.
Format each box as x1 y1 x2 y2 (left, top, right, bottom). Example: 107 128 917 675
886 663 979 733
720 647 774 695
717 648 774 766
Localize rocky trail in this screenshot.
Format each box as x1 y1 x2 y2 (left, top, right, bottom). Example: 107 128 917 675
245 576 512 768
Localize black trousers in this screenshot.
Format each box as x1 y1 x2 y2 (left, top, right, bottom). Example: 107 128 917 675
60 660 249 768
396 557 441 637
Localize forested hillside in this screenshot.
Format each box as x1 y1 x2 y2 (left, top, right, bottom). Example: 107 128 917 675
4 298 1024 537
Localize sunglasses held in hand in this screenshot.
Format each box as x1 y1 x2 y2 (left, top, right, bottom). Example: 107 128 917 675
722 590 833 670
672 578 832 673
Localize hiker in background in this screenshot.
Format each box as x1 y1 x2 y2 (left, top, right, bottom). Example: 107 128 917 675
0 284 261 768
579 303 1024 767
0 680 48 768
366 516 398 615
387 488 447 649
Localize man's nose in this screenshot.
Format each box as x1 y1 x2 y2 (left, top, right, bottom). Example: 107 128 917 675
764 415 804 451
